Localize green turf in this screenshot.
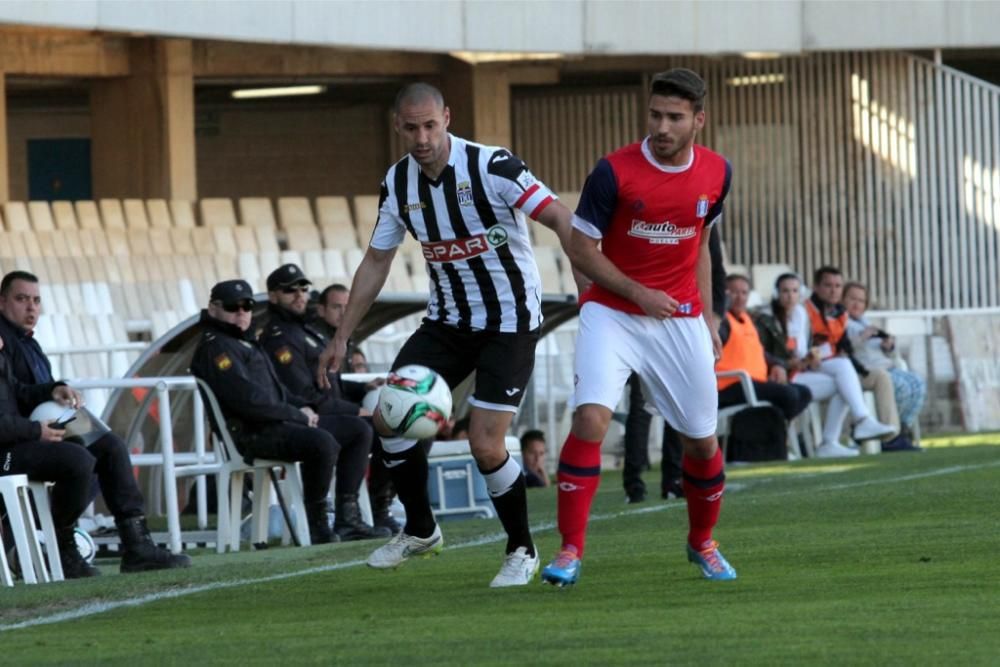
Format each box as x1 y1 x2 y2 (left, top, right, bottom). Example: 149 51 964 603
3 444 999 665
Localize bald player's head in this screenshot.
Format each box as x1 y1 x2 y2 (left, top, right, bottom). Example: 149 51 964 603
394 82 445 114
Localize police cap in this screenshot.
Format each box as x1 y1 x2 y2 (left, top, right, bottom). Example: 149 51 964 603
266 264 312 291
210 279 255 306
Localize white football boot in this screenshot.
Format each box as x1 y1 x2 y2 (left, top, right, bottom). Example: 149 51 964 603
490 546 540 588
366 524 443 569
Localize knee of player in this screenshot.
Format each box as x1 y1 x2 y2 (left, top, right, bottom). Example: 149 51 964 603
680 434 719 459
572 403 613 439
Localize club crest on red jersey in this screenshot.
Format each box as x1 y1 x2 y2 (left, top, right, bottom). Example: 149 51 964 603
696 195 710 218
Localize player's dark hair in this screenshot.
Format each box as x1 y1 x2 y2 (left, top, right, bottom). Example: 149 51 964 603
1 270 39 296
813 266 842 285
649 68 707 112
394 82 445 114
520 429 545 450
319 283 349 307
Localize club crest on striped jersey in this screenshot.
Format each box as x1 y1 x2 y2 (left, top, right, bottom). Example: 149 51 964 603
457 181 473 206
696 194 710 218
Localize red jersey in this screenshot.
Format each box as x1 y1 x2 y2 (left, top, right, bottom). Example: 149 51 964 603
574 140 731 317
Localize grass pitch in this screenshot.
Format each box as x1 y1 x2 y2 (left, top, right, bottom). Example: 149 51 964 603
2 441 999 665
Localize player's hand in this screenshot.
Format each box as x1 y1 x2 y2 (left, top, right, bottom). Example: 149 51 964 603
52 385 85 409
300 406 319 428
358 407 372 417
769 365 788 384
637 288 678 319
365 378 385 391
316 337 348 390
709 326 723 361
39 421 66 442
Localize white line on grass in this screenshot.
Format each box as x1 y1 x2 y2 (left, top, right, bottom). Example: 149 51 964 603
1 462 990 632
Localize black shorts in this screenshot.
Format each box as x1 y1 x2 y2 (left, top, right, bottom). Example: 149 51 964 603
392 319 540 412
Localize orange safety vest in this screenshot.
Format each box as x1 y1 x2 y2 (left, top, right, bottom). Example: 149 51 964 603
805 299 847 354
716 311 769 390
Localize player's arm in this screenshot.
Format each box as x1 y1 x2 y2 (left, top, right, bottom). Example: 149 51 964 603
568 230 678 319
697 230 722 359
486 149 592 296
317 245 396 386
317 181 402 386
567 159 677 319
534 203 591 296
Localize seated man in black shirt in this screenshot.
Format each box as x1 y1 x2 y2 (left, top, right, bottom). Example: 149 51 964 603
260 265 395 536
191 279 380 543
0 271 191 576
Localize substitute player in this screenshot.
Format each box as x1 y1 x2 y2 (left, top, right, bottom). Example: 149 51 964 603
317 83 582 587
542 68 737 585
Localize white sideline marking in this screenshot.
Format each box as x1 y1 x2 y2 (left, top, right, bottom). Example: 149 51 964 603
0 463 990 632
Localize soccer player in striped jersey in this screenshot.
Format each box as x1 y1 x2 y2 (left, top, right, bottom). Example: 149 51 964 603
318 83 583 587
542 69 738 586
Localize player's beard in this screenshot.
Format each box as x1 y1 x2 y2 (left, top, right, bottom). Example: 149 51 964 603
653 129 696 162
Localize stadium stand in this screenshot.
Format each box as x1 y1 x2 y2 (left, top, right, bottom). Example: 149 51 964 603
123 199 151 229
238 197 277 229
200 198 239 227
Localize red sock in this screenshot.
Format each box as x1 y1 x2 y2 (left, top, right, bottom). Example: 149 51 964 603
682 448 725 550
556 433 602 557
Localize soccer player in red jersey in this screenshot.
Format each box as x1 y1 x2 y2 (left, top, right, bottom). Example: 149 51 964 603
542 69 737 584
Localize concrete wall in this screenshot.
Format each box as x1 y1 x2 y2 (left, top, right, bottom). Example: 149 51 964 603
195 103 389 200
4 102 388 202
1 1 998 55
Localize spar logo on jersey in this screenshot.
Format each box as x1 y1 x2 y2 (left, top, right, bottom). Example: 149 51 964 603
627 219 697 245
421 225 509 262
457 181 474 207
696 194 710 218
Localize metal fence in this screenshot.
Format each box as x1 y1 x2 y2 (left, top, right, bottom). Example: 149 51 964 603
512 52 1000 311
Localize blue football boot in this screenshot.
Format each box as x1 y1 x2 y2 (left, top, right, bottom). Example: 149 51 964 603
687 541 737 580
541 549 581 587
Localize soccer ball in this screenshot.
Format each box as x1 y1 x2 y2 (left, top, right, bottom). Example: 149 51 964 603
376 365 452 439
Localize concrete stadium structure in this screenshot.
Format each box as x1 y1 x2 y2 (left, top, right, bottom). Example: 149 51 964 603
0 1 998 441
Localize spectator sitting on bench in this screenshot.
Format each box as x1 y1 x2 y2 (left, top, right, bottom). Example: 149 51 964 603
519 430 550 488
716 274 812 423
842 282 924 452
0 271 191 577
257 265 390 539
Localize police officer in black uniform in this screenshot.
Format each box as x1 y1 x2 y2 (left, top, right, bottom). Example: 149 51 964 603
0 271 191 577
259 265 393 538
190 279 377 544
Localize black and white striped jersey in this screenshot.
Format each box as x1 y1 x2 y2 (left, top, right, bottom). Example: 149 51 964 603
371 134 557 333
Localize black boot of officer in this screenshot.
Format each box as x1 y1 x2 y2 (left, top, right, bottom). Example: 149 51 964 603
333 494 392 541
56 526 101 579
117 517 192 573
306 501 338 544
371 486 402 534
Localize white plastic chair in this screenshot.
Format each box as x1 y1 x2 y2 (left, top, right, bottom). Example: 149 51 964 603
0 475 63 585
194 379 311 551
